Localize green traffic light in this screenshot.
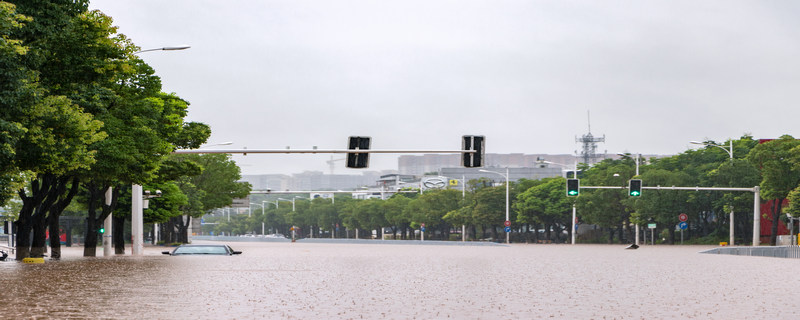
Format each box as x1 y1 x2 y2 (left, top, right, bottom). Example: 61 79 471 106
566 178 580 197
99 228 105 234
630 191 640 196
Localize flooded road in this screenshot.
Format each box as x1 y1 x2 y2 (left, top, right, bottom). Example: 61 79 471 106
0 241 798 319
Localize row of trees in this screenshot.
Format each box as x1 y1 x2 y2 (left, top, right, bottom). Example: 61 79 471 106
0 1 249 259
209 135 800 246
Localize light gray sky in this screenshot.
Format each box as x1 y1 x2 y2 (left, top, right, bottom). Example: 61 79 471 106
88 0 800 175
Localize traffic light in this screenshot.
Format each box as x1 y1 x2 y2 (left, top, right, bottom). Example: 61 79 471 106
629 179 642 197
99 227 105 234
346 136 371 168
462 135 485 168
566 178 580 197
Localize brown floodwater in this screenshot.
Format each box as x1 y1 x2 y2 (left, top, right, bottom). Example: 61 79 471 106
0 240 798 319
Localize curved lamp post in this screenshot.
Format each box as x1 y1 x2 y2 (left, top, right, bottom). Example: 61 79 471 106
130 45 190 256
690 140 733 160
541 160 580 245
479 168 510 244
691 140 735 245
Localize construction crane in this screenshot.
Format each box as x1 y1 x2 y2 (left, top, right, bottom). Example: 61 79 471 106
326 155 345 175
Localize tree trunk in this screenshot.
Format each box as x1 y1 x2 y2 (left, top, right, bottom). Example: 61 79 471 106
770 199 783 246
48 214 61 259
47 177 79 260
30 209 47 257
174 215 191 244
162 219 175 244
113 213 126 254
16 174 56 260
15 203 33 260
668 227 675 245
84 218 98 257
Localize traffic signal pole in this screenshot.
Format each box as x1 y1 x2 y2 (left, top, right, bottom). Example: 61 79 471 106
579 185 761 246
173 149 475 155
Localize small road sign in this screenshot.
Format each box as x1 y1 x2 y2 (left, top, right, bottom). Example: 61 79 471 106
679 213 688 222
504 226 511 233
679 222 688 230
421 227 426 232
648 223 657 229
504 220 511 227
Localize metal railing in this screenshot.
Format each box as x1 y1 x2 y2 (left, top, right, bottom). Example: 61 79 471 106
701 246 800 259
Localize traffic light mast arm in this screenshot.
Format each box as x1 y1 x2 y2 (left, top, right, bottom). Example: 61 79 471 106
173 149 475 154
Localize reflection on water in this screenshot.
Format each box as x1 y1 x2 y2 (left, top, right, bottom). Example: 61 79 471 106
0 241 798 319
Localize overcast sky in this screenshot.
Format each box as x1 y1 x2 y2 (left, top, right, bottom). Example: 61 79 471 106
88 0 800 175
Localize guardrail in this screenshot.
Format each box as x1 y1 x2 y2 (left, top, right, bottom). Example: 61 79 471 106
701 246 800 259
0 245 15 254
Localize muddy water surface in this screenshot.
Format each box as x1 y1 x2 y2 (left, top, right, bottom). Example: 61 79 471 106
0 241 797 319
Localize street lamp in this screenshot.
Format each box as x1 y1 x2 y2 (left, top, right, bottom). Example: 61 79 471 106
292 196 306 212
134 45 191 54
691 139 735 245
479 168 510 244
690 140 733 160
129 45 190 256
278 198 293 210
203 141 234 147
541 160 580 245
616 153 641 176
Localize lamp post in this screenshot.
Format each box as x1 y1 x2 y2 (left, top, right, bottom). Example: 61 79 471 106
541 160 580 245
479 168 510 244
130 45 190 255
248 203 258 217
690 140 733 160
290 196 305 211
277 198 292 209
691 140 735 245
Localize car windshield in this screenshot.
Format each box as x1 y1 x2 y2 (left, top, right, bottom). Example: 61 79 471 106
173 246 229 255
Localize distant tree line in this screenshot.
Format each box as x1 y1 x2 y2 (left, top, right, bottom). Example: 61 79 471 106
212 135 800 246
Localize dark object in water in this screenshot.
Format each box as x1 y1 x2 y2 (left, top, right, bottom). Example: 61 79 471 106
625 244 639 250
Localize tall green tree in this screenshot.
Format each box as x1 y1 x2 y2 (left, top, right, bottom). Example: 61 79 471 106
516 177 572 242
167 153 250 243
747 135 800 245
4 0 110 259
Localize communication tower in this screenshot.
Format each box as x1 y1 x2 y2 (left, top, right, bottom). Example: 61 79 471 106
575 111 606 164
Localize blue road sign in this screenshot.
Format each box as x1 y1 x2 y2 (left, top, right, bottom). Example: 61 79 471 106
679 222 688 230
504 226 511 233
421 227 426 232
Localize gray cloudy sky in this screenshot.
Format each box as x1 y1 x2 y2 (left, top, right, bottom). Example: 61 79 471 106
88 0 800 175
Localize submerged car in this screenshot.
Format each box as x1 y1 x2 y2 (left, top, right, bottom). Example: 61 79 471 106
162 244 242 256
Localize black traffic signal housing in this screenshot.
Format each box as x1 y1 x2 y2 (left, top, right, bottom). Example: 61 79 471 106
629 179 642 197
566 178 579 197
462 135 485 168
346 136 371 168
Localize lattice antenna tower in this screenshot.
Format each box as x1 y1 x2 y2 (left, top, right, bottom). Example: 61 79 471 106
575 111 605 164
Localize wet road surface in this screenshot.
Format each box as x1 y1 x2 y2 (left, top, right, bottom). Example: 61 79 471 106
0 241 798 319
